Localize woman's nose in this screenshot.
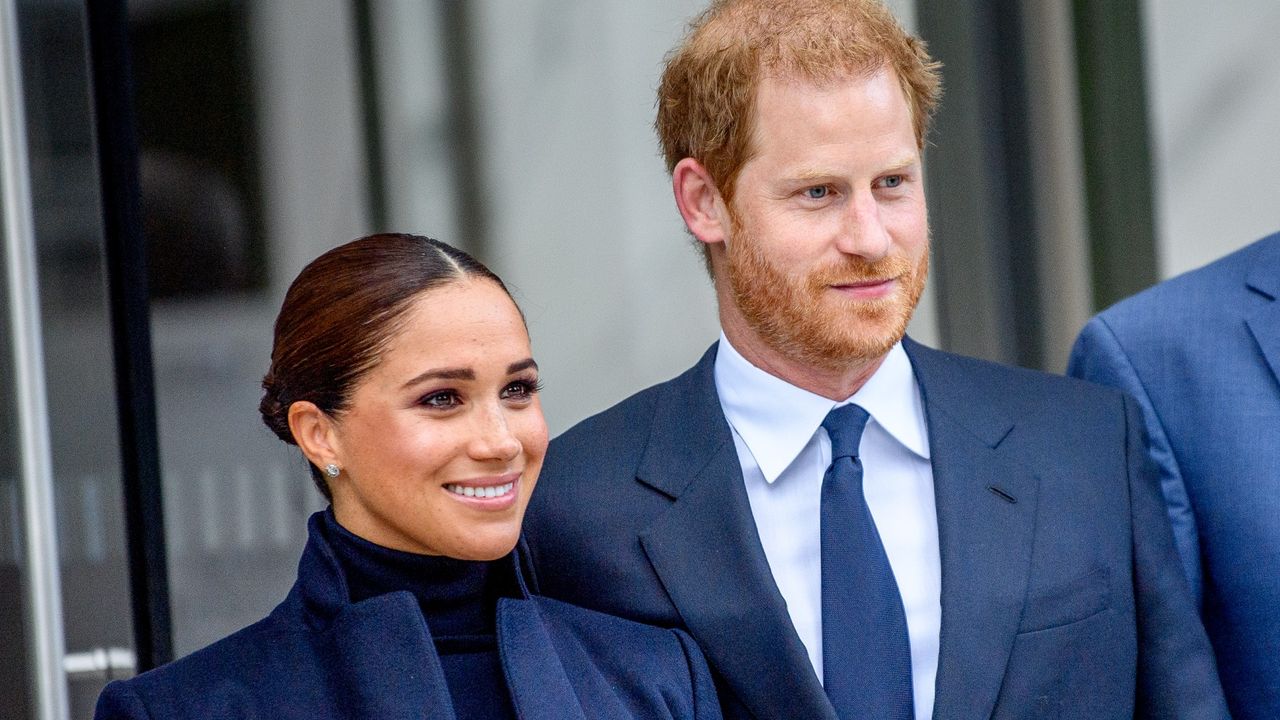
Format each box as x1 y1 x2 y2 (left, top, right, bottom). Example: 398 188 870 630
469 406 522 462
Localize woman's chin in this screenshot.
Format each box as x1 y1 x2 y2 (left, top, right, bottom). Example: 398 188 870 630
441 526 523 562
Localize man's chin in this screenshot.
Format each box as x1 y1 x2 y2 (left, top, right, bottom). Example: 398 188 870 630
790 317 911 371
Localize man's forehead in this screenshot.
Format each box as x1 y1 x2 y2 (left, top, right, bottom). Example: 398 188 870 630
759 56 890 88
756 63 900 102
748 68 915 140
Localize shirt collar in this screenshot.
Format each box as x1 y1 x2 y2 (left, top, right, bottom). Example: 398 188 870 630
714 332 931 484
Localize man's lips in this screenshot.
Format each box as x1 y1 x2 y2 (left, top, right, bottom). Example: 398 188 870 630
829 277 897 298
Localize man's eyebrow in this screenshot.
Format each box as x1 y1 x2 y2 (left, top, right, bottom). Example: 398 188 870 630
880 155 921 172
787 156 921 184
402 367 474 389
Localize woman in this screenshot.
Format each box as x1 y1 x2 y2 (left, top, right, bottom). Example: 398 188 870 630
95 234 720 719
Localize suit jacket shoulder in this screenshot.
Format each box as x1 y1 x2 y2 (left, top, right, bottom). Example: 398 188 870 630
1093 231 1280 336
903 338 1129 440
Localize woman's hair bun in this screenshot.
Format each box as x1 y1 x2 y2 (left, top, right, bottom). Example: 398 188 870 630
258 373 297 446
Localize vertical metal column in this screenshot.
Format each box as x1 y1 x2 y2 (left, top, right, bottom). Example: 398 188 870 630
0 0 70 718
916 0 1044 368
84 0 173 671
1073 0 1158 310
352 0 389 232
439 0 489 259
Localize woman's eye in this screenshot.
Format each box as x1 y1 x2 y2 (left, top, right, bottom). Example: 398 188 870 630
804 186 829 200
501 379 542 401
420 390 461 409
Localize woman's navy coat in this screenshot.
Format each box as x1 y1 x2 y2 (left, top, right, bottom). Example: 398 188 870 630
95 515 722 719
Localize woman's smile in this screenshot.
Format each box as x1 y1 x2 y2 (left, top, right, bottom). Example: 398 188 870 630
442 473 522 507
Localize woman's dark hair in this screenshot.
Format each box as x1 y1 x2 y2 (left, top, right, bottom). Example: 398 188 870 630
259 233 514 498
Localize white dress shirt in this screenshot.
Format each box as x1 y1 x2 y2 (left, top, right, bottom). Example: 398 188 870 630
714 334 941 720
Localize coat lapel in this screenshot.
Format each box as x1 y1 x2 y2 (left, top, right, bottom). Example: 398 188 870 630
325 593 456 720
637 345 838 720
295 514 455 720
496 599 592 720
904 340 1040 719
1245 240 1280 388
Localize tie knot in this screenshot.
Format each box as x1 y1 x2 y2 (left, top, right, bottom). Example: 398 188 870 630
822 403 870 460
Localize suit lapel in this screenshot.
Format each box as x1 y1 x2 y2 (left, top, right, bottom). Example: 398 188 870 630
637 345 838 720
904 340 1040 719
1245 241 1280 388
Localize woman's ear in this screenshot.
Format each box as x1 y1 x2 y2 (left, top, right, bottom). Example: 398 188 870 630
288 401 341 471
672 158 731 247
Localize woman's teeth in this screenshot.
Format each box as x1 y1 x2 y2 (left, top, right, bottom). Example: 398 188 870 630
444 481 515 499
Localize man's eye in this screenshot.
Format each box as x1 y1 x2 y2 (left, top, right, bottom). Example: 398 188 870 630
804 186 829 199
420 391 460 408
881 175 904 188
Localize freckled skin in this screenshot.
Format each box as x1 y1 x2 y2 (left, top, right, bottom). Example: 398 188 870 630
326 279 548 560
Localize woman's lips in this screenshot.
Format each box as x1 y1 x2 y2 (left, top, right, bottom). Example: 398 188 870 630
442 473 521 508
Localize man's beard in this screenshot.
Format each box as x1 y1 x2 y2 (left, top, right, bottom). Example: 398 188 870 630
725 223 928 373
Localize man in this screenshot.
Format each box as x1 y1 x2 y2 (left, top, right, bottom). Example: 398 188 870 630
1069 232 1280 719
524 1 1227 718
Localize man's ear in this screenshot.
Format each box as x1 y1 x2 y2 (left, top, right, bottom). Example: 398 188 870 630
672 158 731 247
288 401 342 471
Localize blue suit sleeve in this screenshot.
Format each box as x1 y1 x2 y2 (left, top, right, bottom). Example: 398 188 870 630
1068 315 1204 608
1119 393 1229 719
94 680 153 720
672 628 724 720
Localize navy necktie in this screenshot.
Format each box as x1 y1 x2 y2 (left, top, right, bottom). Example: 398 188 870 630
820 404 914 720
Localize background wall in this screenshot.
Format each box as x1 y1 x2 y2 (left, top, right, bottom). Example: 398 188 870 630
1143 0 1280 277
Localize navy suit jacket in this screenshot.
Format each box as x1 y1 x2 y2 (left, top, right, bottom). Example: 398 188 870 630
95 513 722 720
1069 232 1280 719
525 338 1228 720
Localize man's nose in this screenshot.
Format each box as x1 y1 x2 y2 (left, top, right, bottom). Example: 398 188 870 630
834 189 891 261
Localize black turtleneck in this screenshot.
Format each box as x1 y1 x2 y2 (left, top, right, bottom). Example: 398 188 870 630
320 509 518 719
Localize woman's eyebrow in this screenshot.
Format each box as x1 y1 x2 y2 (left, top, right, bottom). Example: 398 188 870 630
507 358 538 374
402 367 474 389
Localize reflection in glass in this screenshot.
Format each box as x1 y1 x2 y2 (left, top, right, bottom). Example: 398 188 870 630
16 0 135 715
0 205 33 720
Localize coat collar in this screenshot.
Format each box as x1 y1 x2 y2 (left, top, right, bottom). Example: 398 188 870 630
279 513 561 720
636 343 840 720
291 511 534 624
1244 232 1280 301
1245 233 1280 387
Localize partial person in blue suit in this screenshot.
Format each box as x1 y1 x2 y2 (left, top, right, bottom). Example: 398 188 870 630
1069 231 1280 719
95 234 721 720
523 1 1228 719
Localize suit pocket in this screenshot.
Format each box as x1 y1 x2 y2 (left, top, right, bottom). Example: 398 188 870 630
1017 566 1111 634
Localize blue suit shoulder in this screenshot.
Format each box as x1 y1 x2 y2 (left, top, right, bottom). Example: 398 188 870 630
905 338 1129 421
549 370 668 467
1094 232 1279 334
